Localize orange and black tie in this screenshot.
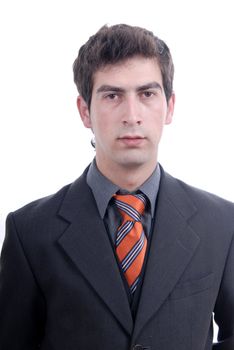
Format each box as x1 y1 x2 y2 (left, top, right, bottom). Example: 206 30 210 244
113 193 147 294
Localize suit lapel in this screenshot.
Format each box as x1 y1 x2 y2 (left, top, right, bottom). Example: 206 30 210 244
57 170 133 335
56 166 200 338
133 169 200 339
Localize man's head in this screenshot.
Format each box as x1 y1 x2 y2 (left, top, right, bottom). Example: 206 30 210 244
73 24 174 108
74 24 175 189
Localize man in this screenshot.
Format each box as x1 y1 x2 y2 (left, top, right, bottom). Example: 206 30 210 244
0 24 234 350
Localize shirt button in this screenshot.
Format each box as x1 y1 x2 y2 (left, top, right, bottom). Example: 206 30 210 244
132 345 144 350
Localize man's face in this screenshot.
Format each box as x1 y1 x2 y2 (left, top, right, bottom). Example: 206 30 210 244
78 56 174 175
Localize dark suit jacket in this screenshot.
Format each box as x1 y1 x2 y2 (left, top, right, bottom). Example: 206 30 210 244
0 166 234 350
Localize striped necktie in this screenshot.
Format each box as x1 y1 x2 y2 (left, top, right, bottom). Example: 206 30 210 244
113 193 147 294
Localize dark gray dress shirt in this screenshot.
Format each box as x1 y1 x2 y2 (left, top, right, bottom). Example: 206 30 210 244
86 159 161 315
87 159 161 241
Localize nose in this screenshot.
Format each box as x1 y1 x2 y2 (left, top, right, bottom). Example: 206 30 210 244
122 96 142 126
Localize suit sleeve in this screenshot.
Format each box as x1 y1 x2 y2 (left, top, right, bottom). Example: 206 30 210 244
0 213 46 350
213 233 234 350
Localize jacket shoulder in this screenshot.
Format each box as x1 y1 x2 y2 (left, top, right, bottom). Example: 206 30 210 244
164 170 234 224
178 177 234 211
11 166 90 220
11 183 70 221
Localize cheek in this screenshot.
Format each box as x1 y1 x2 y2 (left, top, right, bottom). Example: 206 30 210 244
148 110 166 128
147 114 167 140
92 117 112 138
153 104 169 126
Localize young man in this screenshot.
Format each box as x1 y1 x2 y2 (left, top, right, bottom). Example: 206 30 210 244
0 24 234 350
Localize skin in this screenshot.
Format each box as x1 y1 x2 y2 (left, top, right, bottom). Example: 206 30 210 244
77 56 175 191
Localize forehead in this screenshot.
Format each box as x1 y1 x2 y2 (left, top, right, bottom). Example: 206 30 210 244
92 57 163 90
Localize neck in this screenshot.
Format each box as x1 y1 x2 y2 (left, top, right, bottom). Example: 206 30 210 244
96 160 157 191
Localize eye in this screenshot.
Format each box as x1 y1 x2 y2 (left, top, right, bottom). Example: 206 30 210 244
105 93 119 100
142 91 155 98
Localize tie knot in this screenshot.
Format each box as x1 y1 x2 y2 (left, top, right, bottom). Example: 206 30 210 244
113 193 146 221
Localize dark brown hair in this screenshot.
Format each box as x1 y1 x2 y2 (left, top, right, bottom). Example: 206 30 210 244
73 24 174 108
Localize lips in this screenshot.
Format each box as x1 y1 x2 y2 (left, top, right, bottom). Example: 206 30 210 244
118 134 145 140
118 135 145 146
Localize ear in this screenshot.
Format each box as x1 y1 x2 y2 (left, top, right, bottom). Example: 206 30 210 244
165 92 175 125
77 96 92 129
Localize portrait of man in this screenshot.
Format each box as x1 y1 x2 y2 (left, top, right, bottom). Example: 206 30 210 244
0 24 234 350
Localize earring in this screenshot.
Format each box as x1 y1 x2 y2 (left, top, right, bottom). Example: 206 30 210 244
91 137 96 149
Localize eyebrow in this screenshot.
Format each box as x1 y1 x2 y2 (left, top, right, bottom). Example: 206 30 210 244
96 85 124 94
96 82 162 94
136 82 162 92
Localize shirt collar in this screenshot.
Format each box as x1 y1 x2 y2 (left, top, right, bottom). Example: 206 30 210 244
86 158 160 218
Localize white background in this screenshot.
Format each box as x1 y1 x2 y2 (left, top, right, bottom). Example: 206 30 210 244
1 0 234 340
1 0 234 247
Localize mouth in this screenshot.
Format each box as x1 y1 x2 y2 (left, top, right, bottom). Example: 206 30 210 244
117 135 146 146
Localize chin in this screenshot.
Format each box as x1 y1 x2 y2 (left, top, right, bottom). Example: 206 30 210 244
117 156 152 169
